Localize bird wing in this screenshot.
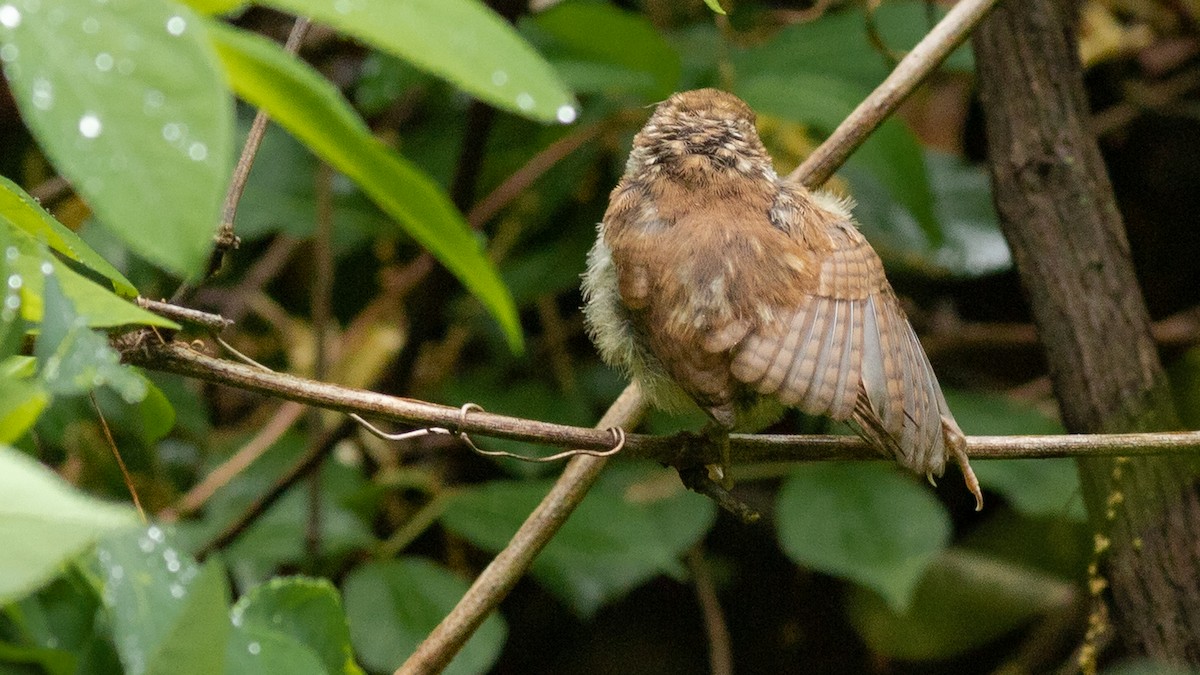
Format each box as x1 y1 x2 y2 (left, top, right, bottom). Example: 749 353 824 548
727 212 964 483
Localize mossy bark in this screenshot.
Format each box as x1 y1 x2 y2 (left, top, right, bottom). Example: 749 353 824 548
974 0 1200 663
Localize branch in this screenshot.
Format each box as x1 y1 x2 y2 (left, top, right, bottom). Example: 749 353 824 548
124 340 1200 466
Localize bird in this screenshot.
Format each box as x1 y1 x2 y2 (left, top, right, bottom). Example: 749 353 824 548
581 88 982 509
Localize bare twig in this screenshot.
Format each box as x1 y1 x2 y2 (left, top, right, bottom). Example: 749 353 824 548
177 16 312 301
466 119 609 228
784 0 1001 188
160 401 305 521
306 161 336 559
686 547 734 675
91 393 146 522
136 297 233 332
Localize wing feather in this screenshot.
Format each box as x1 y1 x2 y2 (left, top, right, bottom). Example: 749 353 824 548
757 302 818 395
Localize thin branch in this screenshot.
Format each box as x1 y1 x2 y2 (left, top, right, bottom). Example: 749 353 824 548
784 0 1001 187
396 384 647 675
160 401 305 521
123 340 1200 465
136 297 233 332
686 547 734 675
306 161 336 559
465 119 608 228
179 16 312 300
91 393 146 522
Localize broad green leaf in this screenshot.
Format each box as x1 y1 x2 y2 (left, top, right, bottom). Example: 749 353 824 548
527 3 681 99
34 273 147 403
441 474 715 617
259 0 575 123
145 563 231 675
0 447 137 603
230 576 361 675
775 463 951 612
5 226 176 328
343 559 506 675
0 0 234 277
0 176 135 296
227 625 328 675
95 527 231 675
208 22 523 351
846 549 1073 660
737 72 940 243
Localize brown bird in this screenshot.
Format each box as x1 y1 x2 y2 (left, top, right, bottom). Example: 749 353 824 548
582 88 982 509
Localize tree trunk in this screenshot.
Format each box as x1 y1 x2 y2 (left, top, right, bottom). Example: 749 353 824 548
974 0 1200 664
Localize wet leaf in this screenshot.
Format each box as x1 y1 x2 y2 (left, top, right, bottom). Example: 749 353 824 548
0 447 137 603
95 528 230 675
229 576 361 675
33 273 147 403
0 0 234 277
0 175 135 296
260 0 575 123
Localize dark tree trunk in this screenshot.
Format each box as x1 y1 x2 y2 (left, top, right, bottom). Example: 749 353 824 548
974 0 1200 665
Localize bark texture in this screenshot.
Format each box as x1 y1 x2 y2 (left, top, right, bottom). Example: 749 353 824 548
974 0 1200 663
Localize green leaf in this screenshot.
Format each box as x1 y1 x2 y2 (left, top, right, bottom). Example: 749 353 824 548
227 625 328 675
95 527 231 675
179 0 247 14
230 576 361 675
5 227 177 329
146 562 231 675
258 0 575 123
0 175 136 296
207 22 523 351
441 473 715 617
737 73 940 244
846 549 1073 660
0 0 234 277
527 3 681 99
775 463 951 612
702 0 727 15
0 446 138 604
34 273 147 403
0 376 48 443
343 559 506 675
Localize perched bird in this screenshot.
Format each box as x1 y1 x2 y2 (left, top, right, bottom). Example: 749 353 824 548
582 89 982 509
